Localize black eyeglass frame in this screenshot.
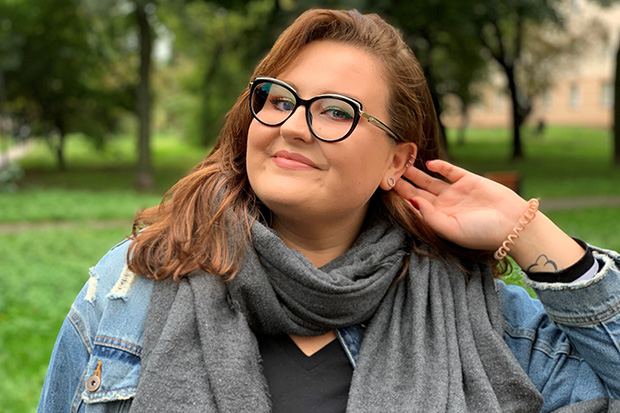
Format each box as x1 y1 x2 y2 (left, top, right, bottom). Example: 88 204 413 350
248 76 400 143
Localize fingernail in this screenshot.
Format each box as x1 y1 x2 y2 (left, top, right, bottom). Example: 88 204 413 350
408 199 420 210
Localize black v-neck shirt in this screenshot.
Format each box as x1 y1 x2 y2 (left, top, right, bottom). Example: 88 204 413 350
257 334 353 413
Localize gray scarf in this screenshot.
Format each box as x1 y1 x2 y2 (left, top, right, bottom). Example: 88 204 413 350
131 219 543 412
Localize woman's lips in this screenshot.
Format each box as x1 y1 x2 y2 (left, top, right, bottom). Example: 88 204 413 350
272 150 319 170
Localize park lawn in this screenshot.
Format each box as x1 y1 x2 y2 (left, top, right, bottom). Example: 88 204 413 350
1 127 619 412
1 133 207 223
1 134 206 411
447 126 620 198
0 225 131 411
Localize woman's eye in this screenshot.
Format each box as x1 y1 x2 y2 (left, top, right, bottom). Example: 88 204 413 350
324 107 353 120
269 98 295 112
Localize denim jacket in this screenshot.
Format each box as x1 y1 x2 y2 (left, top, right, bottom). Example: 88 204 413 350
38 239 620 413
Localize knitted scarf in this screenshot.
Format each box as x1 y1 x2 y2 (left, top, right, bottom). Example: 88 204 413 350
130 219 543 412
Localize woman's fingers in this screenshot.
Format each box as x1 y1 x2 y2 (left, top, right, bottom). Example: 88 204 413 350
408 196 457 240
402 163 449 196
425 159 468 183
393 176 435 203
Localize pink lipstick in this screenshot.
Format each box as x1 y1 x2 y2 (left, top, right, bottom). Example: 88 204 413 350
272 150 319 170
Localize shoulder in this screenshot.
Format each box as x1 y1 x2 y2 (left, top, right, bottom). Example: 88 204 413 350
89 238 138 299
77 238 155 338
70 238 155 354
78 239 155 404
41 239 155 411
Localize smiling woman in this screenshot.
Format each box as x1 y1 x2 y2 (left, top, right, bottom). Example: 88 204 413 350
246 41 413 264
38 8 620 413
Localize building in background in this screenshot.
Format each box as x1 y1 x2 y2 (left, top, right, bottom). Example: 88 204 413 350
443 0 620 130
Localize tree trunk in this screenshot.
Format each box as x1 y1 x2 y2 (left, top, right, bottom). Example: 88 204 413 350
52 115 67 171
614 35 620 165
56 131 66 171
506 65 524 159
0 70 7 166
420 60 449 158
200 43 224 147
429 87 449 159
0 71 5 114
135 1 154 190
458 98 468 145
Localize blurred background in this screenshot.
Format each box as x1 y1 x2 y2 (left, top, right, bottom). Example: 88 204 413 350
1 0 619 410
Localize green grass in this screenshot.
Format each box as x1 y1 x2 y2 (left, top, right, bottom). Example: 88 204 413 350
0 226 131 410
546 207 620 252
0 133 207 412
1 126 619 412
0 188 159 222
1 133 207 223
447 126 620 198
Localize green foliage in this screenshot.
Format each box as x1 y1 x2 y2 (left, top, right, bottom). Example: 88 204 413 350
370 0 489 119
2 0 135 169
0 162 23 193
160 0 367 147
158 1 265 146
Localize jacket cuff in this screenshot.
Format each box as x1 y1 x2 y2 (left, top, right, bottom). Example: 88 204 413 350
524 246 620 326
525 239 596 283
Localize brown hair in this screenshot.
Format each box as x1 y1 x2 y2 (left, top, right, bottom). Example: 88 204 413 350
128 9 494 281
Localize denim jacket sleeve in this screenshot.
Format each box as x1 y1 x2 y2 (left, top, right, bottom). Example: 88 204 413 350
499 246 620 412
38 239 153 413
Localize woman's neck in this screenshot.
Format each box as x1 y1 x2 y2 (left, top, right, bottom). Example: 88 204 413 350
271 214 364 267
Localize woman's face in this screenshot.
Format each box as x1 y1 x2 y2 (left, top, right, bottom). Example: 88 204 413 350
246 41 405 231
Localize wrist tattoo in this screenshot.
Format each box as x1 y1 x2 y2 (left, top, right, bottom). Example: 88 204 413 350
526 254 558 272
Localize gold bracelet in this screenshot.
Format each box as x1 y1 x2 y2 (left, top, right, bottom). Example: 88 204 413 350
494 199 540 261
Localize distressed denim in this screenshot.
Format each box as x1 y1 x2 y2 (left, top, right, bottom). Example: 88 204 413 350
38 241 620 413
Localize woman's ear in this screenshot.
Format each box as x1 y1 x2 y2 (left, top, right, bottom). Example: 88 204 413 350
380 142 418 190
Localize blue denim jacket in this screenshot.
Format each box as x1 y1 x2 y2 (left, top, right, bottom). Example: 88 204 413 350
38 239 620 413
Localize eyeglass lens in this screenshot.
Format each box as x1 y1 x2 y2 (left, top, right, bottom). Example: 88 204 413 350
251 80 357 142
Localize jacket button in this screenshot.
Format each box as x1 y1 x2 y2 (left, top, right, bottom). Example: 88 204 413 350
86 374 101 392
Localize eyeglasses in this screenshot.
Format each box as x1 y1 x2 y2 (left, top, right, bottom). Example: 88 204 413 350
248 76 400 143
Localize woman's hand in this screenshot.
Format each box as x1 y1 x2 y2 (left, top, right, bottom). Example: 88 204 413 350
393 160 530 251
393 159 585 271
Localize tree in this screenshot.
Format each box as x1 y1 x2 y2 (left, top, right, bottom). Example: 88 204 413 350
158 1 261 147
590 0 620 164
162 0 365 148
135 0 155 189
473 0 562 159
615 31 620 165
0 6 25 153
369 0 489 156
3 0 133 170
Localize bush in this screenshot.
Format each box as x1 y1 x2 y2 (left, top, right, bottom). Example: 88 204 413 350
0 162 24 193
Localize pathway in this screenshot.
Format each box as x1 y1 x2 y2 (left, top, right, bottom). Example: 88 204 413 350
0 142 33 169
541 195 620 211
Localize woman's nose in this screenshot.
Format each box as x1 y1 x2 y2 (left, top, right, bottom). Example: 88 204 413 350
279 105 314 143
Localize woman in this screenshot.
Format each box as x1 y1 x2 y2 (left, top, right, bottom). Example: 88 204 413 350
39 9 620 413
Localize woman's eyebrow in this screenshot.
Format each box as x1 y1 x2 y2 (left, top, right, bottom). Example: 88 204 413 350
322 89 362 101
278 78 298 90
280 78 363 102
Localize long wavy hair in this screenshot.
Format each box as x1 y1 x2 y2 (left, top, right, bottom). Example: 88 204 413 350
128 9 494 281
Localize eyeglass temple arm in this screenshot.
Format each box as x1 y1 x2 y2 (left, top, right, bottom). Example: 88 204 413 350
360 112 400 141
